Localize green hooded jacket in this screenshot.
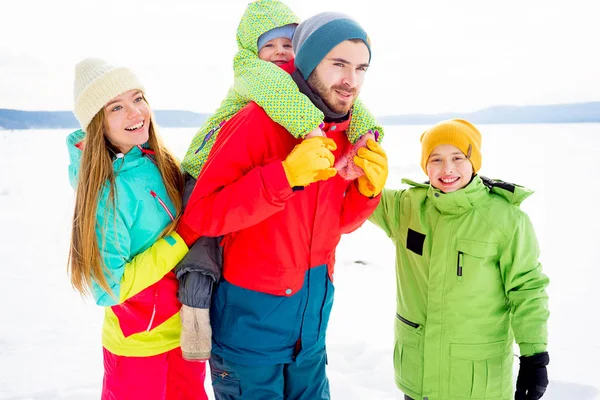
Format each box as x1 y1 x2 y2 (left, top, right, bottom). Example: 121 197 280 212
181 0 383 178
369 175 549 400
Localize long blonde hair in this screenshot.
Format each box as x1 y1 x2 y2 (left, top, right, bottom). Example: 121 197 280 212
68 101 184 297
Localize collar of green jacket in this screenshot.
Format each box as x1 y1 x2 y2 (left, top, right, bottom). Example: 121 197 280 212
401 175 533 214
236 0 300 54
66 129 152 189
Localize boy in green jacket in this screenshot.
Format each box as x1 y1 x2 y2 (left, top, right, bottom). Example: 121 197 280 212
368 119 550 400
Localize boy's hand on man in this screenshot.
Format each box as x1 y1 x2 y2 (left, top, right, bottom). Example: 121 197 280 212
515 352 549 400
282 137 337 187
354 139 388 197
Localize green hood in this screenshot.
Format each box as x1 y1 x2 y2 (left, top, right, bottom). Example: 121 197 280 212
235 0 299 54
402 175 533 207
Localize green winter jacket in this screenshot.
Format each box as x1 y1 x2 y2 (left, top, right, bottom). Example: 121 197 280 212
369 175 549 400
181 0 382 178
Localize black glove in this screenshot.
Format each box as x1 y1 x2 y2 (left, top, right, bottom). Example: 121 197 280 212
515 351 549 400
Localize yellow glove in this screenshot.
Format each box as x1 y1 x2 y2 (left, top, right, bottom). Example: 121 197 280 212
354 139 388 197
282 137 337 187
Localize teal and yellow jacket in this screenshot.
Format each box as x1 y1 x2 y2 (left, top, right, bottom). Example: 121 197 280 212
369 176 549 400
67 130 188 357
181 0 383 178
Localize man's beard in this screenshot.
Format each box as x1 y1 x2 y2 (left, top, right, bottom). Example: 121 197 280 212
308 72 357 114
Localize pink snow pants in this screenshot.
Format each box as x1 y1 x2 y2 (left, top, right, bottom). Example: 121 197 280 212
102 347 208 400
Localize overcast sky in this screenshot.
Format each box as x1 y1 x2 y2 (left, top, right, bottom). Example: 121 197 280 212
1 0 598 115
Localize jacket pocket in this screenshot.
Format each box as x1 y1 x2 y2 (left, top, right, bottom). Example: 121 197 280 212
148 188 175 222
449 340 509 398
210 366 241 396
455 239 498 281
394 314 423 391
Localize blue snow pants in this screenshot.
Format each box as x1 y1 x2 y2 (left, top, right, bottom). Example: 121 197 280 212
209 351 330 400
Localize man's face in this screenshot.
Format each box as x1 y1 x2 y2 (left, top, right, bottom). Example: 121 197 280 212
307 40 370 114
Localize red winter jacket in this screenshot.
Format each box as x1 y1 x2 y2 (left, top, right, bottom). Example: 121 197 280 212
177 102 380 297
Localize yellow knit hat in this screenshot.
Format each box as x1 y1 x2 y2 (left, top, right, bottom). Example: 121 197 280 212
73 58 145 131
420 119 482 174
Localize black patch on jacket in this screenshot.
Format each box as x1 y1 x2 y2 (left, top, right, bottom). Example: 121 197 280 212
406 228 426 256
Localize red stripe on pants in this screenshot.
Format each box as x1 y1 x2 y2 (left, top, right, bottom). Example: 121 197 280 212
102 347 208 400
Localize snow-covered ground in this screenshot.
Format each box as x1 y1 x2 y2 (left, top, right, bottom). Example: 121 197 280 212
1 124 598 399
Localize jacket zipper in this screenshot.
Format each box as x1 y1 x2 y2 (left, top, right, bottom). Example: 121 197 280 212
147 290 158 331
138 145 157 165
457 251 464 277
195 120 226 154
146 188 171 332
149 190 175 222
396 313 420 328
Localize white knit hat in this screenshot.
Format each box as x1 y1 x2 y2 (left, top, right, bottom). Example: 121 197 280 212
73 58 145 130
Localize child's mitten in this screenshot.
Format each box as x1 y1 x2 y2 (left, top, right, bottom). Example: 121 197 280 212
335 130 378 181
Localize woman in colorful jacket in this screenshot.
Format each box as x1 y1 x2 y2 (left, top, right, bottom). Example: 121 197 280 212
66 58 207 400
176 0 384 361
369 119 550 400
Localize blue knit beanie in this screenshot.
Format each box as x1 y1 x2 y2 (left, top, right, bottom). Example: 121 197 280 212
257 24 297 51
292 12 371 79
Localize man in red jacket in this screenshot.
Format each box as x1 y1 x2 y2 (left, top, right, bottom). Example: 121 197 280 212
178 11 388 400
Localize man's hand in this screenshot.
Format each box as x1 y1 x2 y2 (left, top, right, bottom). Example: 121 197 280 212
515 352 550 400
282 137 337 187
354 139 388 197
